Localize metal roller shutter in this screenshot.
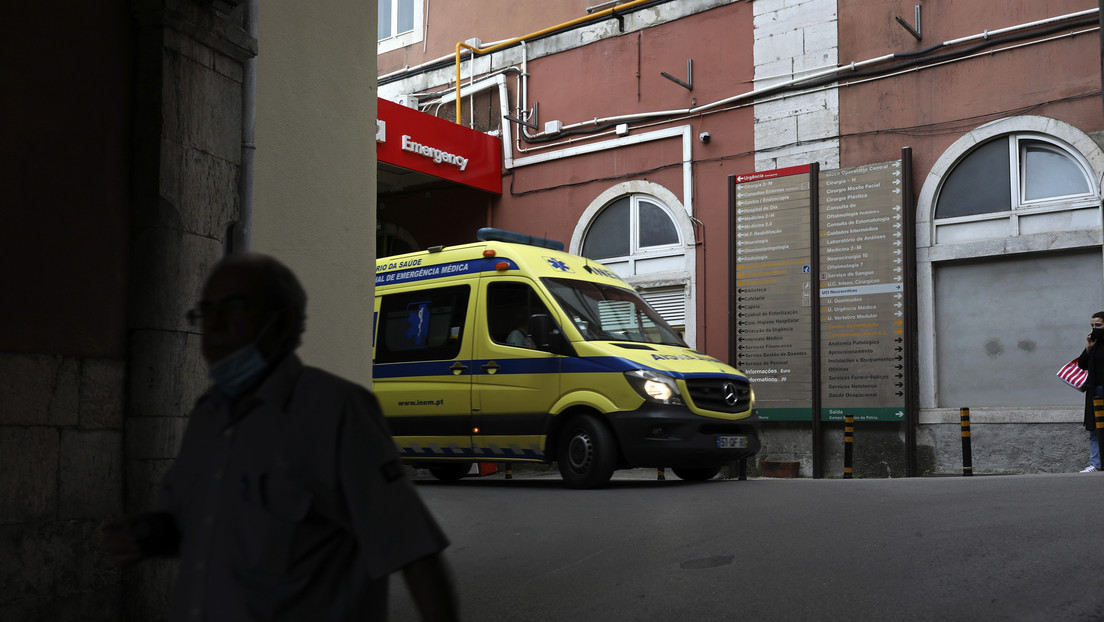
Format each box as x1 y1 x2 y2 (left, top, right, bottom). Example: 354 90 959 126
641 287 685 328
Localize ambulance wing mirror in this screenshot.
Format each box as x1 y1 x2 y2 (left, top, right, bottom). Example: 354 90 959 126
528 314 573 356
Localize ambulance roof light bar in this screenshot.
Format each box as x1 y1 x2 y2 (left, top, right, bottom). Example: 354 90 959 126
477 227 564 252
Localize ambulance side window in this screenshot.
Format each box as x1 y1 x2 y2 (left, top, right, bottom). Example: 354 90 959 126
376 285 469 363
487 282 551 349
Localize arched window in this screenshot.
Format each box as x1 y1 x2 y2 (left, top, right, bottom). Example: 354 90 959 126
933 133 1098 244
581 195 683 272
572 183 696 345
917 117 1104 413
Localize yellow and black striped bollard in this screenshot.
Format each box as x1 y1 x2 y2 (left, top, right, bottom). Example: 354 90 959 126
843 415 854 479
960 407 972 477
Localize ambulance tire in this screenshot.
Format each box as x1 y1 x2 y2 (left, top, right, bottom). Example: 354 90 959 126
672 466 721 481
557 415 617 489
428 463 470 481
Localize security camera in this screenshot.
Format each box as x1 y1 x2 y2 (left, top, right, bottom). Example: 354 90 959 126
699 131 711 144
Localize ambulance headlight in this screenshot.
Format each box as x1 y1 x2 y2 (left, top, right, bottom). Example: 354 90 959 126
625 370 683 405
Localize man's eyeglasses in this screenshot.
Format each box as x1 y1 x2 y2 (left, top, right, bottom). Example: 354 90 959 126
185 297 253 327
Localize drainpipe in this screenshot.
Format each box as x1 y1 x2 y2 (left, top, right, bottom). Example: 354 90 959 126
420 73 515 167
235 0 258 253
454 0 657 123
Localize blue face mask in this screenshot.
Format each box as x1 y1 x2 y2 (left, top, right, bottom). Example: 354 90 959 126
208 344 268 396
207 320 276 396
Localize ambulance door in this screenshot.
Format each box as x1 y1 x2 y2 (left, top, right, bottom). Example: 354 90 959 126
472 279 561 461
373 284 475 459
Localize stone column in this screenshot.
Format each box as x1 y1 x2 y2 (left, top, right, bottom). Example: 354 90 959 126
126 1 255 617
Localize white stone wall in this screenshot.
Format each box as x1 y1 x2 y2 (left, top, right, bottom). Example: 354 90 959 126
755 418 1089 478
753 0 840 171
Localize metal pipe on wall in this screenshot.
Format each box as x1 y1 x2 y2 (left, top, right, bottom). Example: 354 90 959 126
235 0 258 253
453 0 659 124
407 6 1098 176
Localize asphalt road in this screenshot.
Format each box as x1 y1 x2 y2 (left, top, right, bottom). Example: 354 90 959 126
389 470 1104 621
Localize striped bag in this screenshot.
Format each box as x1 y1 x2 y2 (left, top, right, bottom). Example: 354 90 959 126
1057 358 1088 391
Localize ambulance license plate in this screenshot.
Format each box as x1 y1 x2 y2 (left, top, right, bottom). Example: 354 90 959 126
716 435 747 449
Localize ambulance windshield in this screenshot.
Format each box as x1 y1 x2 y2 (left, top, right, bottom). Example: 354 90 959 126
544 277 686 347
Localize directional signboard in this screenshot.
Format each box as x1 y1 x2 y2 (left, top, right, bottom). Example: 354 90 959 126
730 159 909 423
732 166 814 421
818 161 907 421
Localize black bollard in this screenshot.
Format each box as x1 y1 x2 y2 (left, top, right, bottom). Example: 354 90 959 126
960 407 972 476
843 415 854 479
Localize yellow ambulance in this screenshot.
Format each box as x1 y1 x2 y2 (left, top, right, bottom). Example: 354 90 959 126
372 228 759 488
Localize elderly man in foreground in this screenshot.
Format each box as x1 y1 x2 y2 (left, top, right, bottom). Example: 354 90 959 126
105 253 458 621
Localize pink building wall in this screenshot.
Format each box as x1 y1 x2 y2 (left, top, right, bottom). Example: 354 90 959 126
380 1 756 359
838 0 1102 175
379 0 1104 365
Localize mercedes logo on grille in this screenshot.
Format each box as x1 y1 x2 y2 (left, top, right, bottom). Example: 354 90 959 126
722 382 739 407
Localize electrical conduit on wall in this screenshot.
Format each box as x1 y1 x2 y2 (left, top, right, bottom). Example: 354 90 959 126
418 6 1098 166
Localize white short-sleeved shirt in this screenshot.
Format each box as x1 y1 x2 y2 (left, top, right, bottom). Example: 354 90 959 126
506 329 534 348
159 354 448 621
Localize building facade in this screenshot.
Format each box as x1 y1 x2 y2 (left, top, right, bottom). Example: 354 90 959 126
376 0 1104 476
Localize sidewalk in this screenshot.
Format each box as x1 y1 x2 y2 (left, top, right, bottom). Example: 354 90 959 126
406 463 754 482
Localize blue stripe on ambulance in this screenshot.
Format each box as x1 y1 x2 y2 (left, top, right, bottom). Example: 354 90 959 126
375 356 748 382
374 257 520 286
373 360 471 378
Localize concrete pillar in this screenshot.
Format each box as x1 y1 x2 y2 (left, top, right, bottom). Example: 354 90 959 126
254 0 378 384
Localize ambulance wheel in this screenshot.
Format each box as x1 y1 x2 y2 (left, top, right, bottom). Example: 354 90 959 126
557 416 617 489
672 466 721 481
428 463 470 481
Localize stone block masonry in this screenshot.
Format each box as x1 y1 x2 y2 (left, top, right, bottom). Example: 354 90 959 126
753 0 840 171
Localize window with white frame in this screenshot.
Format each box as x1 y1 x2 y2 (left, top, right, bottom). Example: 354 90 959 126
917 117 1104 412
581 195 683 274
579 194 689 336
933 134 1097 243
378 0 423 53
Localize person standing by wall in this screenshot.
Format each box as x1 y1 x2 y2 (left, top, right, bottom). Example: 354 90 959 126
104 253 459 621
1078 311 1104 473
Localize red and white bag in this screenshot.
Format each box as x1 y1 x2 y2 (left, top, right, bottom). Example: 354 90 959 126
1057 358 1088 391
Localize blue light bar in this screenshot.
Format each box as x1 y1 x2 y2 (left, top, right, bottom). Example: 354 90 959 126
476 227 565 251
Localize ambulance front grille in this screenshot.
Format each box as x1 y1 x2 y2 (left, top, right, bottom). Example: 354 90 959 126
685 378 752 414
